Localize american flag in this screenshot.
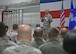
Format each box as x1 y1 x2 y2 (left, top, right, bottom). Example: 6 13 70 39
60 0 65 28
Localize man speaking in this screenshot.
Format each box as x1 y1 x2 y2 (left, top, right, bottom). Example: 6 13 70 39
41 9 53 35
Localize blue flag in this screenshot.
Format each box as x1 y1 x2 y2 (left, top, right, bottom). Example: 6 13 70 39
69 18 76 30
74 6 76 17
68 0 76 30
40 0 61 3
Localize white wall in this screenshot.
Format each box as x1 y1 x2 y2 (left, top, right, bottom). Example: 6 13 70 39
23 12 40 27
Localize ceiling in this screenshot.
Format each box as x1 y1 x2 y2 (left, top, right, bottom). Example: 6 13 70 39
0 0 40 9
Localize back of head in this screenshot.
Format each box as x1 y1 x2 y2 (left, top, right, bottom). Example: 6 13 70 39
48 27 59 38
34 27 43 38
60 28 68 38
0 22 6 37
13 24 18 30
63 31 76 54
18 25 32 37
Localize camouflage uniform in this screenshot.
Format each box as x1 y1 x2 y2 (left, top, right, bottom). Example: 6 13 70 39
0 36 16 54
3 41 42 54
31 39 44 48
8 30 18 43
43 14 52 34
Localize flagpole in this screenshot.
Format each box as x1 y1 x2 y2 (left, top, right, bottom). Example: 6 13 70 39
60 0 65 29
60 0 63 29
62 0 64 28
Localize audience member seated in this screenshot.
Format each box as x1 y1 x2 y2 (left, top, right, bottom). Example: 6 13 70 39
63 30 76 54
60 28 68 38
3 25 42 54
43 33 49 41
0 22 16 54
31 27 45 48
5 25 10 37
9 24 18 43
60 28 68 43
39 27 66 54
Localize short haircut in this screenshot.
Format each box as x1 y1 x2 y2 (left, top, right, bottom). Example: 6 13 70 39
0 22 6 37
13 24 18 30
63 32 76 54
18 25 32 37
60 28 68 38
48 27 59 38
34 27 43 37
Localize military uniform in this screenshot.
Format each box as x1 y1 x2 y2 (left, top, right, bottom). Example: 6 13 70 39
42 14 52 34
3 41 42 54
8 30 18 43
39 38 66 54
0 37 16 54
31 39 44 48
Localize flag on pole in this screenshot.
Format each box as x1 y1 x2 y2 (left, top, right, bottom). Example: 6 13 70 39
70 0 74 15
60 0 65 28
68 0 76 30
